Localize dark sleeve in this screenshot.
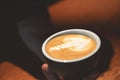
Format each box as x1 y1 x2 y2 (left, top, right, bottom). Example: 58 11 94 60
17 15 57 62
16 0 60 62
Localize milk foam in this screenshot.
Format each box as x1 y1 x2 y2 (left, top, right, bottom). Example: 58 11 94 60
49 36 91 52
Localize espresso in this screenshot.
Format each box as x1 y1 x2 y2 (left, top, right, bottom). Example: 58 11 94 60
45 34 96 60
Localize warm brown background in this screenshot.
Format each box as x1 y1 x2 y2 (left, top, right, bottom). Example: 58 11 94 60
48 0 120 26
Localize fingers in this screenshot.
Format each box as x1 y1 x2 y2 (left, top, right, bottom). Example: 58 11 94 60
41 64 62 80
82 71 101 80
41 64 48 76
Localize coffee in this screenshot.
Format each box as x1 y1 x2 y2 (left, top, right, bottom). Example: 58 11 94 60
45 34 96 60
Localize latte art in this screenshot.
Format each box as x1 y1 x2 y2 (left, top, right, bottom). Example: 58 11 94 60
49 36 91 52
63 36 91 51
46 34 96 60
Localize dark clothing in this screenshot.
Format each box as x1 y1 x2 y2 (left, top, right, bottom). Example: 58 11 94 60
1 0 59 79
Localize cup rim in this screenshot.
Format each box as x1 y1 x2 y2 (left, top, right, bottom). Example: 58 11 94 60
42 29 101 63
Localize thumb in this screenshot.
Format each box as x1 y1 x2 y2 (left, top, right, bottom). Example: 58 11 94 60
41 64 62 80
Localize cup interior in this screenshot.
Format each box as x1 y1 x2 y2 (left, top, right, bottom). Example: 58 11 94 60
42 29 101 63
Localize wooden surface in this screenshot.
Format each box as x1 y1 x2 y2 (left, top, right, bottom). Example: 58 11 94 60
0 61 36 80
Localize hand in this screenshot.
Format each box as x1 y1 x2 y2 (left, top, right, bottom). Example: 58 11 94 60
41 64 100 80
41 64 63 80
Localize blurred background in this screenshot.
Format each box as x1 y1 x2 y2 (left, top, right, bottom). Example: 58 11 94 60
1 0 58 79
0 0 120 80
